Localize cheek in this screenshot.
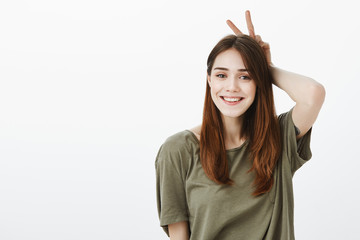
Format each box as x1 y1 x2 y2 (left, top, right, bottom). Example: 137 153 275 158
251 86 257 97
209 82 221 94
244 83 257 96
210 88 218 102
209 85 221 105
250 81 257 96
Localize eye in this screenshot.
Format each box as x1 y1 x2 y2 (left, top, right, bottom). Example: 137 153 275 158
240 75 251 80
216 74 226 78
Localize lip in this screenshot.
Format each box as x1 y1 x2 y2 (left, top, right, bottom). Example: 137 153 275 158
220 96 244 105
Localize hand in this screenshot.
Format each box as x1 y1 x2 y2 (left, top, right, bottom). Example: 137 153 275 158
226 10 272 65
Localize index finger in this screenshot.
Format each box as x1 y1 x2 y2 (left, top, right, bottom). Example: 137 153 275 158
226 19 243 35
245 10 255 38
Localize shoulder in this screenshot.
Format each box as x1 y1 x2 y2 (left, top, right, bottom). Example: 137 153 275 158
277 108 292 121
277 108 294 130
277 108 298 142
189 124 201 141
155 130 198 175
156 130 198 163
163 130 197 148
276 108 313 173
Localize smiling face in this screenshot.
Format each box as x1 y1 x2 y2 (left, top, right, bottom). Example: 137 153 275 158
207 48 257 121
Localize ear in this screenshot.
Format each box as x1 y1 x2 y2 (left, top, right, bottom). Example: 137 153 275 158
207 74 211 87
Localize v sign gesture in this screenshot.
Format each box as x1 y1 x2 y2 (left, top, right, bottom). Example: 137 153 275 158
225 10 325 140
226 10 272 65
156 10 326 240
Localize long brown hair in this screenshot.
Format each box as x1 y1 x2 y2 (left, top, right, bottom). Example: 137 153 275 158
200 34 281 196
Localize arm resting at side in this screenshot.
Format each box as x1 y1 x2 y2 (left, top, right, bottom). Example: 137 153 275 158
270 65 326 139
168 221 189 240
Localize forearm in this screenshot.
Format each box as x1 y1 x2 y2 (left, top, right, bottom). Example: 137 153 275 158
169 221 189 240
270 65 325 106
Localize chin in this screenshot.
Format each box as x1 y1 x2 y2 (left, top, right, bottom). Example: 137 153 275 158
220 111 246 119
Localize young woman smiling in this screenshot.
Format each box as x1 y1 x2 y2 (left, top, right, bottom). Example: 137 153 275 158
155 10 325 240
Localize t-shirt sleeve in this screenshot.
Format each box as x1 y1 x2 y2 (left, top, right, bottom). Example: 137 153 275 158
155 136 190 237
278 107 313 175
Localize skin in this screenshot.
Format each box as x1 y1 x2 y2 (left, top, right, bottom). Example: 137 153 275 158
168 221 189 240
169 10 325 240
207 48 257 149
226 10 326 139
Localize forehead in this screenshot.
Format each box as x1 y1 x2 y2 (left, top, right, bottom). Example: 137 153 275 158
213 48 246 70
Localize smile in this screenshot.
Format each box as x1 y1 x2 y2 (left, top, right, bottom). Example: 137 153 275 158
220 96 244 105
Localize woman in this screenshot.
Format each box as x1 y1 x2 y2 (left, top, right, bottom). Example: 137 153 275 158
155 10 325 240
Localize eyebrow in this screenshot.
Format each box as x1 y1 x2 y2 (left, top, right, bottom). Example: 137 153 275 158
213 67 248 72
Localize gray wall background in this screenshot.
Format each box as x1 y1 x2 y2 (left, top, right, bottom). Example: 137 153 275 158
0 0 359 239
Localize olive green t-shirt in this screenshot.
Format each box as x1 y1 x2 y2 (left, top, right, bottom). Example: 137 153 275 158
155 109 312 240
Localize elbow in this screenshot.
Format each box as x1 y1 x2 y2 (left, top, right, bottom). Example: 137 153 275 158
314 82 326 104
307 80 326 107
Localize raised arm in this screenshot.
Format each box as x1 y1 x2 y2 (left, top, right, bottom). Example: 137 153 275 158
270 65 325 138
227 10 325 139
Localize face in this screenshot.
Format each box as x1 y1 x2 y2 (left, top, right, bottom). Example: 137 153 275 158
208 48 257 120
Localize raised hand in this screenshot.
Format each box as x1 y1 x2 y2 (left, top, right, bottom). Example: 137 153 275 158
226 10 272 65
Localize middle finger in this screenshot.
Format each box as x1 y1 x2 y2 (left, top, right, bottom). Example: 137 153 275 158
245 10 255 38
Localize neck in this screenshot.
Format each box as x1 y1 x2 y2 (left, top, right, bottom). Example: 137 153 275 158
221 115 245 149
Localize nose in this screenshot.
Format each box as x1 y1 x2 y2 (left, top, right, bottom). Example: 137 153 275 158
226 76 240 92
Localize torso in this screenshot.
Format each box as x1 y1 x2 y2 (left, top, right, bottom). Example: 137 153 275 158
189 125 246 150
160 130 274 239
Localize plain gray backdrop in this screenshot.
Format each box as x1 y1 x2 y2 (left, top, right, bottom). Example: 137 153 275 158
0 0 359 239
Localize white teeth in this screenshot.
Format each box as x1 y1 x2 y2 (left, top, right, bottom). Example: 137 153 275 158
223 97 242 102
